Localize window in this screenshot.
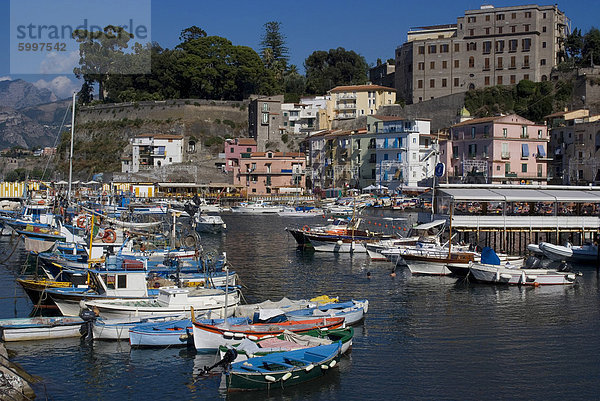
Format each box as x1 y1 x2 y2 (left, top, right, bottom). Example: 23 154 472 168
469 29 474 36
522 38 531 52
230 147 234 153
452 145 459 158
511 12 516 19
454 43 460 52
505 163 511 174
523 56 530 68
418 46 425 55
430 61 435 69
503 128 508 138
537 164 543 177
511 25 516 33
542 26 547 33
417 80 423 89
497 76 503 85
540 59 546 66
469 57 475 68
521 126 528 138
496 40 504 53
510 56 516 69
467 42 477 51
525 11 532 18
261 112 269 124
418 62 425 70
454 60 460 68
485 76 490 85
498 27 503 34
486 15 490 21
497 57 503 69
522 163 528 173
442 60 448 69
522 143 529 158
502 143 509 158
471 127 476 138
384 153 389 160
510 75 516 84
496 14 505 21
440 44 449 53
247 147 252 152
442 78 447 87
468 16 476 23
484 58 490 70
524 24 530 32
430 79 435 88
483 144 488 157
262 103 269 112
542 41 547 49
429 45 437 54
468 143 477 157
524 74 529 80
485 28 490 35
454 78 460 87
117 275 127 289
538 129 543 139
543 12 547 18
483 41 492 54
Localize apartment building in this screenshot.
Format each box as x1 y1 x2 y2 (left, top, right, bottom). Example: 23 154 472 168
122 134 183 173
224 138 257 172
233 150 306 195
441 114 549 184
395 4 568 104
327 84 396 121
248 94 285 151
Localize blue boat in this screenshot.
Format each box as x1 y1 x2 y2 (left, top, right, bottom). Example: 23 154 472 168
284 299 368 325
224 342 342 391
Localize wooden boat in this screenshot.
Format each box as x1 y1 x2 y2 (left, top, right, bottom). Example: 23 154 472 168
0 316 84 341
91 314 187 341
224 342 342 392
385 246 475 276
219 327 354 362
128 317 250 347
284 300 368 326
16 277 77 307
192 317 345 351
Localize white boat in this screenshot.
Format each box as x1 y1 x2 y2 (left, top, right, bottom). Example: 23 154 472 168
538 242 598 263
91 314 186 341
277 206 323 217
84 287 240 320
309 238 367 253
231 200 283 214
195 213 226 233
0 316 84 341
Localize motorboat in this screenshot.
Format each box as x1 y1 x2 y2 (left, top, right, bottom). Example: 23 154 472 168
538 241 598 263
231 201 283 214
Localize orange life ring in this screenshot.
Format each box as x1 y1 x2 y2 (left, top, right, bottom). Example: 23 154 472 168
38 200 45 205
303 225 310 232
102 229 117 243
76 216 87 228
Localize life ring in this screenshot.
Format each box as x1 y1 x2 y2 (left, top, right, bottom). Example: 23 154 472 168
76 216 87 228
303 225 310 232
102 229 117 243
38 200 45 205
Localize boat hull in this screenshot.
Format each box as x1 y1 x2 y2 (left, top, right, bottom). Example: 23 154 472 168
0 317 84 341
469 263 578 285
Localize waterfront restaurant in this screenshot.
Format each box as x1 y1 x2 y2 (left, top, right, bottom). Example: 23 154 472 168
434 184 600 251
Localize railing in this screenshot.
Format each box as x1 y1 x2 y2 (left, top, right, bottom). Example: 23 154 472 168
336 103 356 110
338 94 357 99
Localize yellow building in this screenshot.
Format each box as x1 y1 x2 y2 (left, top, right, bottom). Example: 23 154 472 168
327 84 396 122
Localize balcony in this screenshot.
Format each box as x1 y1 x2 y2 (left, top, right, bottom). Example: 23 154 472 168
501 152 510 159
338 93 357 99
336 103 356 110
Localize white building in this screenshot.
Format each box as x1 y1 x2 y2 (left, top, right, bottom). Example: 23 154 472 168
122 134 184 173
282 96 331 134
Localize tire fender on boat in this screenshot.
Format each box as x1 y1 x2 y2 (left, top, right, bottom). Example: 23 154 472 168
303 225 310 232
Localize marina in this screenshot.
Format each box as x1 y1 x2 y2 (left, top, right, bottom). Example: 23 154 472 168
1 209 600 400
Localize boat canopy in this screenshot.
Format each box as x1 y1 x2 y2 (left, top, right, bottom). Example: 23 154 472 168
437 186 600 203
413 219 446 230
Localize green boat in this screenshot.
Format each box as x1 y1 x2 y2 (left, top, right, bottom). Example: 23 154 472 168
224 341 342 391
218 327 353 361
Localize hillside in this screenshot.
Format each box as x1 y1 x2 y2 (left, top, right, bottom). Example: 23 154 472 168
0 79 56 109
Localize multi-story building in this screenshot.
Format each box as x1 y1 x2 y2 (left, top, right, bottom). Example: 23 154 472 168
281 103 318 134
369 61 396 88
248 94 285 151
364 116 434 190
224 138 257 172
233 150 306 195
327 84 396 122
395 4 568 104
121 134 183 173
545 109 600 184
441 114 549 184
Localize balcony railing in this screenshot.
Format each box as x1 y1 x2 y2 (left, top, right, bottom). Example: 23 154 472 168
336 103 356 110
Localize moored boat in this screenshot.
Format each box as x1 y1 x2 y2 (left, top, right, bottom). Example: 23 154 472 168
0 316 84 341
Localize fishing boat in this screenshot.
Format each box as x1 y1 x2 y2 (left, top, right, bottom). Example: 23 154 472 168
468 247 580 286
384 244 475 275
284 299 368 326
195 213 226 234
224 342 342 392
192 316 345 351
91 314 186 341
219 327 354 362
231 200 283 214
0 316 84 341
277 206 323 217
84 287 240 320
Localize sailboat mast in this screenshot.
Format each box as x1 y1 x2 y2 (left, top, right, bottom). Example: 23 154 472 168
67 92 76 204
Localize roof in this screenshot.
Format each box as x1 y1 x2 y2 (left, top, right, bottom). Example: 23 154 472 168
413 219 446 230
236 138 257 146
249 152 305 158
329 84 396 93
451 114 537 128
437 185 600 203
134 134 183 140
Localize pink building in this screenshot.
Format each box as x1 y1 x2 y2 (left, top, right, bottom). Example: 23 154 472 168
234 151 306 195
224 138 257 172
440 114 549 184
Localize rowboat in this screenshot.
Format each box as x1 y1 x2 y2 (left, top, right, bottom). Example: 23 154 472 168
224 342 342 391
219 327 354 362
0 316 84 341
284 300 368 326
91 314 186 341
192 317 345 351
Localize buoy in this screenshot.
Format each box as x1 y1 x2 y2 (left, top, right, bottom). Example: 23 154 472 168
281 372 292 381
223 331 234 339
305 364 314 372
329 360 337 368
102 229 117 243
233 332 245 339
321 364 329 370
247 335 258 341
264 375 276 382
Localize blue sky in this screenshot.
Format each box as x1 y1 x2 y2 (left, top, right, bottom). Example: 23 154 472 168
0 0 596 98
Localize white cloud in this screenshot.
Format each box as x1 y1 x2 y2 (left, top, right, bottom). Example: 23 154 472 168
0 76 12 81
39 51 80 74
34 76 80 99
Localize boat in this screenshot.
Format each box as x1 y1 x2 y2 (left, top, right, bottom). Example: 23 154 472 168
284 299 368 326
192 316 345 351
223 342 342 392
0 316 84 341
219 327 354 362
538 241 598 263
231 200 283 214
91 314 186 341
277 206 323 217
84 287 240 319
128 317 250 347
384 244 475 276
195 213 226 234
468 247 580 286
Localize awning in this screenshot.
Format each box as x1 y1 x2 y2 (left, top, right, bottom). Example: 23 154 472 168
537 144 546 157
413 219 446 230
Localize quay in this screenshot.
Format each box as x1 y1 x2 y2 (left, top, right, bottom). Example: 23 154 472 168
435 184 600 255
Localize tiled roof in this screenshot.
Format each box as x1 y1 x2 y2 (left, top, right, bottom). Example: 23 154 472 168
329 84 396 93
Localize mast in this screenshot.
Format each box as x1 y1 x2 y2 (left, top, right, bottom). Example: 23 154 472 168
67 92 76 204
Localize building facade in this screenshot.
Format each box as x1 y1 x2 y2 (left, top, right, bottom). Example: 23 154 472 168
369 61 396 88
122 134 184 173
441 114 549 184
248 94 285 152
327 84 396 122
224 138 257 172
395 4 568 104
233 151 306 195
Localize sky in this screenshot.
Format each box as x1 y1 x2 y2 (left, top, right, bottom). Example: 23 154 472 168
0 0 597 99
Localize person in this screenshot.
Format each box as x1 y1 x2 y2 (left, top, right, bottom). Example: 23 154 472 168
366 271 371 279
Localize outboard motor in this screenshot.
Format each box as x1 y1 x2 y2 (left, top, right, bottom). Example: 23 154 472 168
557 261 572 272
524 256 542 269
79 308 97 341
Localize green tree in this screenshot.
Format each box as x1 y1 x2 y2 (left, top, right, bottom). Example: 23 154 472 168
283 66 306 103
304 48 369 94
179 26 207 43
582 28 600 67
260 21 289 69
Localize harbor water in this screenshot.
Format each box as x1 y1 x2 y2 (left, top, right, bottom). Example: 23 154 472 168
1 212 600 400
